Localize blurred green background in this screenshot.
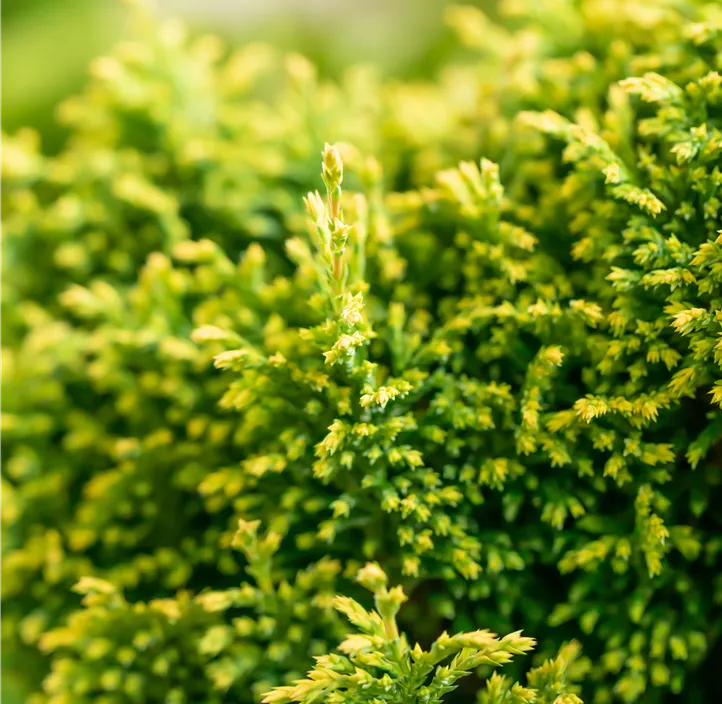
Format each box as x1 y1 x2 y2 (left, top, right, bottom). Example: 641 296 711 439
2 0 487 152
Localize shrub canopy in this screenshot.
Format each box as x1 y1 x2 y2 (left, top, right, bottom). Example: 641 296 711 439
2 1 721 703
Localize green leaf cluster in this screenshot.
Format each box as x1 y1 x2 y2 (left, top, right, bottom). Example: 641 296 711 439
2 1 721 703
265 563 582 704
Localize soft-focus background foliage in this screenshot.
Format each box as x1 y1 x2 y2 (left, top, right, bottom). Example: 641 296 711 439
2 0 489 151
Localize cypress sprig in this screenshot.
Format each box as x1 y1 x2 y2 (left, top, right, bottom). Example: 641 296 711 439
263 564 582 704
3 1 722 703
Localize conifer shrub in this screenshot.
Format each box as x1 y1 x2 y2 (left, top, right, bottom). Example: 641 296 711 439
2 0 721 702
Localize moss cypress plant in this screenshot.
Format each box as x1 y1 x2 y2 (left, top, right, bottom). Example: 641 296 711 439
2 0 721 702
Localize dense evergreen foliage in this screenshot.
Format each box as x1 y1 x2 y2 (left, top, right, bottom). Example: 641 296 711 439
2 1 721 702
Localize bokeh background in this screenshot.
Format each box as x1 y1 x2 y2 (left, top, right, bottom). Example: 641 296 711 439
2 0 492 700
2 0 496 151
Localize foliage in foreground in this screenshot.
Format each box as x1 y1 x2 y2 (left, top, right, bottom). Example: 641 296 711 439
2 0 722 703
264 562 582 704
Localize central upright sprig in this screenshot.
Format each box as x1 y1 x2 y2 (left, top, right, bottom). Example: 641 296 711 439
299 144 374 371
303 143 354 310
322 143 343 220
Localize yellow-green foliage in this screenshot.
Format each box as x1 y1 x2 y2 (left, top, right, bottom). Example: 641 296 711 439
2 1 722 703
264 562 583 704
